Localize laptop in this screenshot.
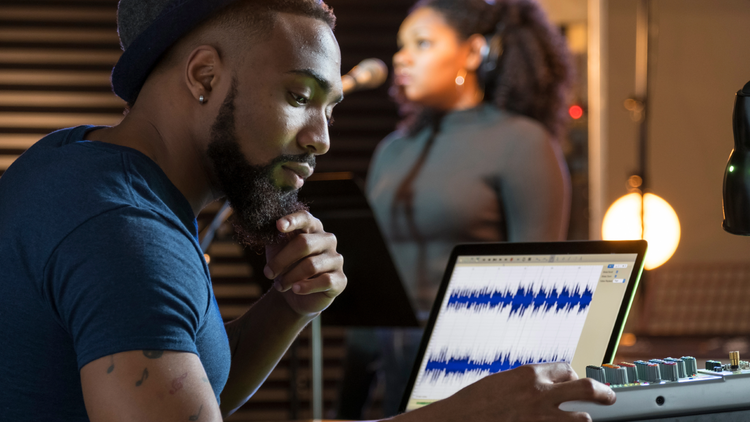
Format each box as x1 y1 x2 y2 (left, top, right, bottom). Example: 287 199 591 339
399 240 647 412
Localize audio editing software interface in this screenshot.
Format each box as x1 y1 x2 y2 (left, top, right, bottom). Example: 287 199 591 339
404 253 638 411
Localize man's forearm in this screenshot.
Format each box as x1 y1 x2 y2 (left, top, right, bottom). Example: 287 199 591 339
219 288 316 415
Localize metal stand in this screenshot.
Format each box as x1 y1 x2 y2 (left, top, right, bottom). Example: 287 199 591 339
311 316 323 419
289 339 299 419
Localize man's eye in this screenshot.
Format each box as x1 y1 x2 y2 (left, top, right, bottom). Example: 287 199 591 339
416 39 431 49
291 92 308 105
327 115 335 127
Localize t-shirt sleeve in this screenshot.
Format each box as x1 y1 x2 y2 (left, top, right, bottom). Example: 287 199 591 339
43 206 211 370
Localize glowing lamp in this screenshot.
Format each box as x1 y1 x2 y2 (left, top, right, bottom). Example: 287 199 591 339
602 192 680 270
619 332 637 347
569 105 584 120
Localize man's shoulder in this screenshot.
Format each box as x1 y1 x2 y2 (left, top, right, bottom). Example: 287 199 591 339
5 126 136 194
0 126 196 275
2 125 182 220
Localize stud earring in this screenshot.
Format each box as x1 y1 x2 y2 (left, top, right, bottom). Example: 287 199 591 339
199 95 205 104
455 69 467 86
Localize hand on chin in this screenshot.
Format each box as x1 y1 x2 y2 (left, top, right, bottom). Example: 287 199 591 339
263 210 347 317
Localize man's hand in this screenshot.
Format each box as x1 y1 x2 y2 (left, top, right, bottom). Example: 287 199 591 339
390 363 615 422
263 210 346 316
220 211 345 413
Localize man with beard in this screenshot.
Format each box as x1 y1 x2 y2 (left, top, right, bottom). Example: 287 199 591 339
0 0 614 421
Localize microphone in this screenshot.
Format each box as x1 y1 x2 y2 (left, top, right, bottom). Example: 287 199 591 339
341 58 388 94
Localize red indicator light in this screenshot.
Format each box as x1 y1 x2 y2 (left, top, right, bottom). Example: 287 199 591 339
569 105 584 119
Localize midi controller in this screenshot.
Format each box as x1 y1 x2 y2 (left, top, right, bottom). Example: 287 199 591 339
560 352 750 421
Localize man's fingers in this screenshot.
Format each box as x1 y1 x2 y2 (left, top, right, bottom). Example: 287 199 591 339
265 232 336 280
276 210 323 234
533 362 579 383
550 378 615 406
275 252 343 289
288 271 347 296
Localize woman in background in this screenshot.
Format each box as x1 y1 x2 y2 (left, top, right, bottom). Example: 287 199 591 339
338 0 574 417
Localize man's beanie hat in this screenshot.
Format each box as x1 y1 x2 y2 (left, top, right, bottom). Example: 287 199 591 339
112 0 238 104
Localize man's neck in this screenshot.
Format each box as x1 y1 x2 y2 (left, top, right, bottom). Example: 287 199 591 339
85 105 215 217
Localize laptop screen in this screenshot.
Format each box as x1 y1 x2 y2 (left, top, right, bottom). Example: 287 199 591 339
402 241 645 412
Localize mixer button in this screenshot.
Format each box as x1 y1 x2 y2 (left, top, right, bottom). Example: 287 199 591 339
619 362 638 384
681 356 698 377
664 357 686 378
662 362 679 381
586 365 607 384
635 361 649 382
646 363 662 383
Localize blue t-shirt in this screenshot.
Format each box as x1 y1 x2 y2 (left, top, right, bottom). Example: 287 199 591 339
0 126 231 421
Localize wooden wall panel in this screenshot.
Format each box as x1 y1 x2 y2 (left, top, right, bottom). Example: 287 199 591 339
0 0 123 173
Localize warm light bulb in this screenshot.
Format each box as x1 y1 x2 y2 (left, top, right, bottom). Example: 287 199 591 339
602 192 680 270
619 332 637 347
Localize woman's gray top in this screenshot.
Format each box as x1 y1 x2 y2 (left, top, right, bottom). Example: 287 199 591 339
366 104 571 317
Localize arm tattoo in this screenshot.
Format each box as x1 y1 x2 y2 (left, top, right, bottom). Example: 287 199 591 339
142 350 164 359
106 355 115 374
201 377 209 383
169 372 188 394
188 404 203 421
135 368 149 387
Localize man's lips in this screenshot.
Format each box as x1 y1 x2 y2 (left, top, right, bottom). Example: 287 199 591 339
283 162 313 179
281 163 313 189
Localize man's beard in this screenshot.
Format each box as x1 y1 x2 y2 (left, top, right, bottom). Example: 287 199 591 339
206 80 313 251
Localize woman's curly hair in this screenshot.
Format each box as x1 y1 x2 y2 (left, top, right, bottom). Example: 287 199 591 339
393 0 573 140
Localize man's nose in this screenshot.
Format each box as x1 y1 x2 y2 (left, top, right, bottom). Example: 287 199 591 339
299 114 330 155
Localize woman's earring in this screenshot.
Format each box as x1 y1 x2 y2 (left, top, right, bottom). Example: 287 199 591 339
455 69 467 86
199 95 205 104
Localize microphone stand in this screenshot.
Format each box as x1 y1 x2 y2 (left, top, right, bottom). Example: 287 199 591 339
624 0 654 324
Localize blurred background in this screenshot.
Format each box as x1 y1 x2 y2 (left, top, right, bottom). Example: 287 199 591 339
0 0 749 419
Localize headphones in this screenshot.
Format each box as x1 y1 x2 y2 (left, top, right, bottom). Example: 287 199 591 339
477 23 505 92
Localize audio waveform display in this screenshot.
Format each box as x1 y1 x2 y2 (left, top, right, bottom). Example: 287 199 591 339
447 285 594 315
425 348 565 379
410 264 603 399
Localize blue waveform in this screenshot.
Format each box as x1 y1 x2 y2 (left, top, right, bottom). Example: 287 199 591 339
424 349 565 380
447 284 593 315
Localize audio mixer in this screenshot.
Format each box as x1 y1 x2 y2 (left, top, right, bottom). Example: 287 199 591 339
560 352 750 421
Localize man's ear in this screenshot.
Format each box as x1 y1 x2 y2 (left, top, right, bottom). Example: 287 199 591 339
465 34 488 72
185 45 223 104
